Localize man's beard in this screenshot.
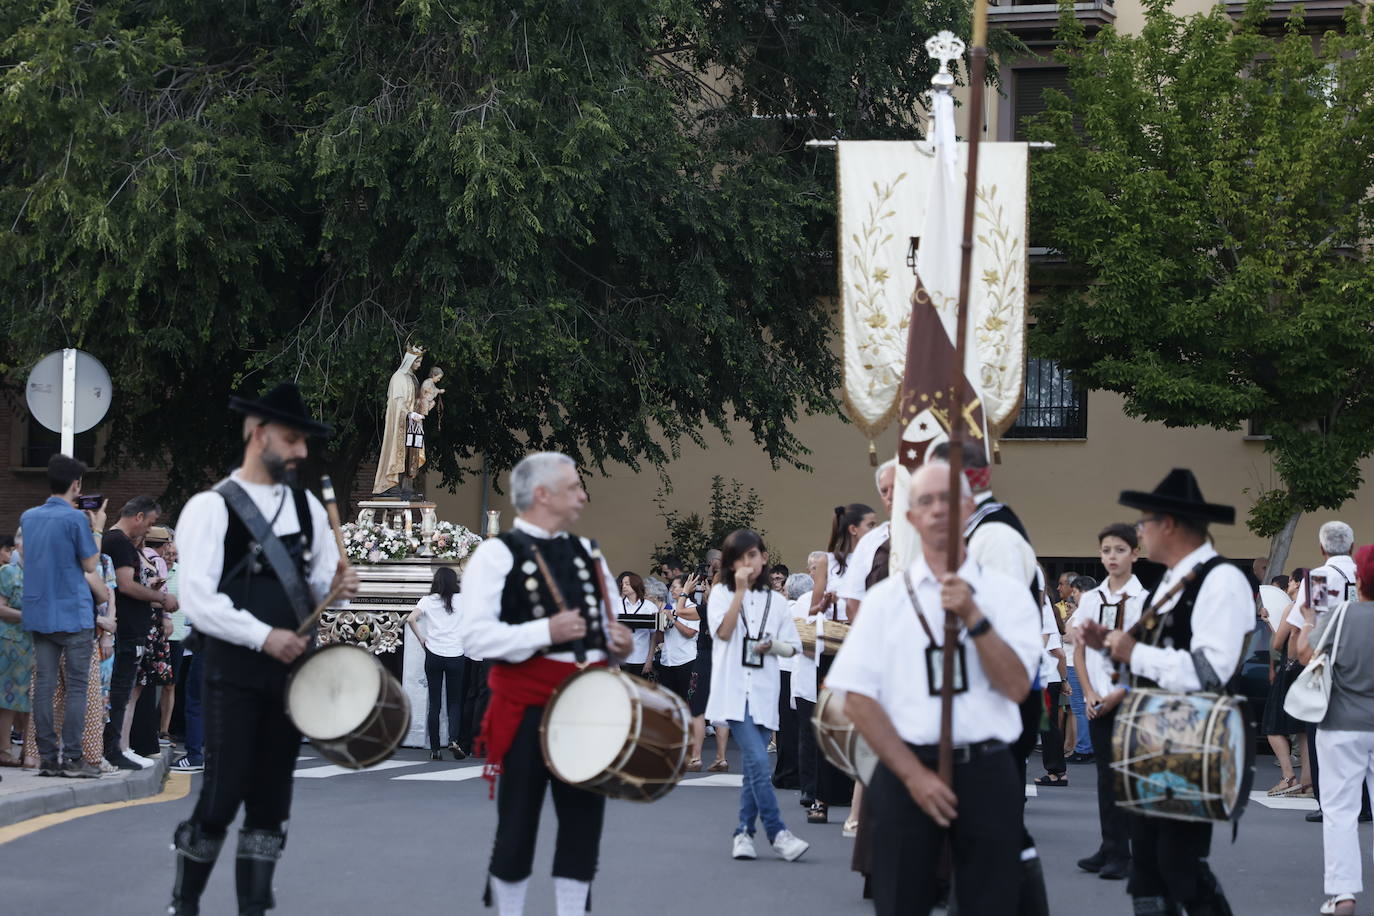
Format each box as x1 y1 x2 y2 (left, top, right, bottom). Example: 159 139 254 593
262 449 299 486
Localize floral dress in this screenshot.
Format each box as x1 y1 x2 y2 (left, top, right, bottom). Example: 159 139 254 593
0 563 31 714
137 549 174 687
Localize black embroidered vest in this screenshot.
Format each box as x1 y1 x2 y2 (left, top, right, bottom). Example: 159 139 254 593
1132 555 1229 690
206 487 315 681
498 531 608 656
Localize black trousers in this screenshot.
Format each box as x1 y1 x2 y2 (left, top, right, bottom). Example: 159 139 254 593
773 671 799 788
490 706 605 883
1128 816 1227 907
459 660 490 752
655 660 694 704
189 657 301 836
1089 710 1130 863
868 749 1022 916
795 697 819 801
102 635 140 758
1040 684 1066 776
1012 691 1044 852
424 651 466 751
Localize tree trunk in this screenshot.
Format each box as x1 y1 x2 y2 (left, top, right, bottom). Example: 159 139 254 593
1266 509 1304 582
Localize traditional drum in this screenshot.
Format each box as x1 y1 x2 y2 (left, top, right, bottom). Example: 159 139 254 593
540 667 690 802
1110 688 1254 823
286 643 411 769
795 618 851 656
812 687 878 785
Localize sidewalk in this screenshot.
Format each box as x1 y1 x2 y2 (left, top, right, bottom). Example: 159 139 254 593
0 752 169 828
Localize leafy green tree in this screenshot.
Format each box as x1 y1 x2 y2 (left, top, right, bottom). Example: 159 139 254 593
653 475 766 570
1029 0 1374 571
0 0 977 508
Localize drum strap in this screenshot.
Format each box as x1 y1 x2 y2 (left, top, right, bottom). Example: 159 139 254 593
215 480 314 629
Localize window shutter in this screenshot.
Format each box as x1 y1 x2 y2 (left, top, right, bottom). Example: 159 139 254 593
1013 68 1073 142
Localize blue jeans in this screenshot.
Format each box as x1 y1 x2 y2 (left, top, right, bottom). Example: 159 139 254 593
1066 667 1092 755
729 704 786 842
182 649 204 764
32 629 94 764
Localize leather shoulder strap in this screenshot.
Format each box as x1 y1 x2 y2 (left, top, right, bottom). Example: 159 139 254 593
215 480 314 627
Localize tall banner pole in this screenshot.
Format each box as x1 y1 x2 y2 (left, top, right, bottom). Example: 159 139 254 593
939 0 989 786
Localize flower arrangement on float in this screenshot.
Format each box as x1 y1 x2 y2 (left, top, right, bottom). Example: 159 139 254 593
341 520 481 564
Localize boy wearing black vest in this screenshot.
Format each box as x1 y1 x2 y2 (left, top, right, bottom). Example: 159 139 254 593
167 383 359 916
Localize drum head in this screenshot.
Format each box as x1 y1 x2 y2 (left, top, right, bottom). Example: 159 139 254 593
544 669 633 785
287 646 382 740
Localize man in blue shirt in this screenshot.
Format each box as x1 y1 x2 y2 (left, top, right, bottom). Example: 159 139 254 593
20 454 103 778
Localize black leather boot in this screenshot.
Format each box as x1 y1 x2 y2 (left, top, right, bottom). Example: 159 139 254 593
1183 871 1234 916
168 820 225 916
235 828 285 915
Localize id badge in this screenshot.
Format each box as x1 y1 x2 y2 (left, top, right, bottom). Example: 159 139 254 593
742 637 764 668
924 644 968 695
1101 603 1120 630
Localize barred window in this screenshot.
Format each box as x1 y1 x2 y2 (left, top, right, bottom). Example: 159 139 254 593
23 415 97 468
1003 358 1088 439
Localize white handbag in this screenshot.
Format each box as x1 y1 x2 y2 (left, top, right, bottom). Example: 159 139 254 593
1284 601 1351 724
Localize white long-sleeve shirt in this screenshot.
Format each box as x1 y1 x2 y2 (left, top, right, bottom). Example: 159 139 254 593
1130 544 1254 692
457 517 617 664
177 471 341 651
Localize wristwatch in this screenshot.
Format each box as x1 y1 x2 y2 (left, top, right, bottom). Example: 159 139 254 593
967 617 993 638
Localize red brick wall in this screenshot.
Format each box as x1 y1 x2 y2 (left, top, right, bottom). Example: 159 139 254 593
0 397 173 534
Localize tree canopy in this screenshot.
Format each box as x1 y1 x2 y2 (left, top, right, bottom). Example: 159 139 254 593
1 0 976 504
1029 0 1374 561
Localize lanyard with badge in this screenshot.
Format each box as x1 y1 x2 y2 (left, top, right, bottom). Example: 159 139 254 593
1097 588 1126 630
903 570 969 695
740 590 773 669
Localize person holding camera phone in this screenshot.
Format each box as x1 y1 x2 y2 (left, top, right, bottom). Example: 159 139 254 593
685 550 730 772
706 529 809 863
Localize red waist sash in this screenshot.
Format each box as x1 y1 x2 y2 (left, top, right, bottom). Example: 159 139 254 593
477 655 604 796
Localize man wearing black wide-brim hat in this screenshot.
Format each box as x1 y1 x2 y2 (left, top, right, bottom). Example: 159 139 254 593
165 382 360 916
1079 468 1254 916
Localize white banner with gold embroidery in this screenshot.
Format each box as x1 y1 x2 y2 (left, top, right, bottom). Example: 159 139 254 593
836 140 1028 439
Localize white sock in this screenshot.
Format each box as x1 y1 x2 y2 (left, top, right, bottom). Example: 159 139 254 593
489 876 528 916
554 877 590 916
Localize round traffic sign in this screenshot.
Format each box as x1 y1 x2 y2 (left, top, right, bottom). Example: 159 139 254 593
25 349 113 434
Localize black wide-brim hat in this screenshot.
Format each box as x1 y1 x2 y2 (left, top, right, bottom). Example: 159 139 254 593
1119 468 1235 525
228 382 333 438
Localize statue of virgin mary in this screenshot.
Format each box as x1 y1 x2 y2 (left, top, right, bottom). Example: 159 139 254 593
372 344 425 496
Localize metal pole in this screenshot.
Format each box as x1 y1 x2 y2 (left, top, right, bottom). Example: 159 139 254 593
60 348 77 458
939 0 990 787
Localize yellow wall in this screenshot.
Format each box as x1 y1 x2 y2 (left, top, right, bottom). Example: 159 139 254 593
431 386 1374 575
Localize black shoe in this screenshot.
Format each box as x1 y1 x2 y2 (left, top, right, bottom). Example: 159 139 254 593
60 760 101 779
1307 809 1324 823
429 749 442 760
799 796 815 808
38 758 60 777
1099 859 1130 880
1077 850 1106 873
1067 752 1095 764
104 751 139 771
449 741 467 761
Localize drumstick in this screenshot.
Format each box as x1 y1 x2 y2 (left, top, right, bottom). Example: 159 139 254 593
294 475 352 638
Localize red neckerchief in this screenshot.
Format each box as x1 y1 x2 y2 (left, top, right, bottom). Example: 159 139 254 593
476 656 605 797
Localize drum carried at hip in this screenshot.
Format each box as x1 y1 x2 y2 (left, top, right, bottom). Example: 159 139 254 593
540 667 691 802
812 687 878 785
286 643 411 770
1110 688 1254 823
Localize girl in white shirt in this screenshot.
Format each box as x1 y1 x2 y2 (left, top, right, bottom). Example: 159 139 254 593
656 575 698 701
406 567 468 760
616 573 658 676
706 529 808 864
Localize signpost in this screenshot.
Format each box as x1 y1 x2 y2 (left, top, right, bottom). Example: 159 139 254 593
24 349 112 458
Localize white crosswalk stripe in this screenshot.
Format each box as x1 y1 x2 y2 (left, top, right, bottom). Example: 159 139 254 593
294 759 425 779
1250 790 1318 811
392 766 488 782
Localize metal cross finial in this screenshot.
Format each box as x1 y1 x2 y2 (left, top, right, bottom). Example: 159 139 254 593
926 31 966 89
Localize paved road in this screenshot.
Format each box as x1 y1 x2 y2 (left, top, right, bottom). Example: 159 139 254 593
0 744 1354 914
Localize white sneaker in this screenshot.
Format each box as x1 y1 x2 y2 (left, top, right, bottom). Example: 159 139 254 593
1321 896 1356 915
731 833 756 860
771 829 809 862
125 752 156 769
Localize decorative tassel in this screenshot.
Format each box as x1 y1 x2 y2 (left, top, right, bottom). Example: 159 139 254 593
868 440 878 467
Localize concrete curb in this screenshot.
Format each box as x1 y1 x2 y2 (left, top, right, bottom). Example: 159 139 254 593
0 751 170 829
